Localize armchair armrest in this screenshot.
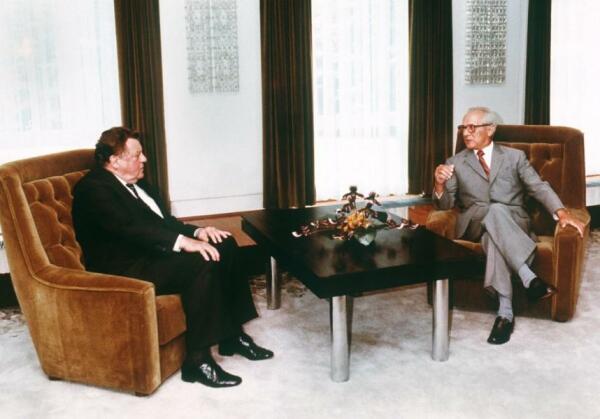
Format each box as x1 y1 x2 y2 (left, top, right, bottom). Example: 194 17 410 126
425 209 458 239
553 207 591 239
35 264 153 293
552 207 590 322
25 265 161 394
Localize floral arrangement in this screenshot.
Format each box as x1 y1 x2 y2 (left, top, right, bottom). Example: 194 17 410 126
292 186 418 245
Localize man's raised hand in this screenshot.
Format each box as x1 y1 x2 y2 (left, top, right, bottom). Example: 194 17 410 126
434 164 455 194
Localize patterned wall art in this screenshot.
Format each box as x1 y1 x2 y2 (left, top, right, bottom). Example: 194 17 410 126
185 0 239 93
465 0 507 84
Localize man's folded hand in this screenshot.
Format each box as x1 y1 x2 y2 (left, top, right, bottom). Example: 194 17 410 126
180 236 220 261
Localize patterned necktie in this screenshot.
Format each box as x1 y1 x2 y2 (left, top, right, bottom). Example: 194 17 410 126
477 150 490 178
126 183 141 199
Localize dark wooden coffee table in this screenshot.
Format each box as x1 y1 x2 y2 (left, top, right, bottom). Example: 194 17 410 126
242 206 482 382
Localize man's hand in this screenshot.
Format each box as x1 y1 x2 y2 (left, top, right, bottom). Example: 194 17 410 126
179 236 220 261
196 226 231 244
434 164 455 195
556 209 585 238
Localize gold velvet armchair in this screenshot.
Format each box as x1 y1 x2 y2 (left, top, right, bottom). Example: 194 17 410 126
426 125 590 322
0 150 186 395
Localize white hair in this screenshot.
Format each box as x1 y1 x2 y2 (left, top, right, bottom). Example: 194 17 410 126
465 106 504 125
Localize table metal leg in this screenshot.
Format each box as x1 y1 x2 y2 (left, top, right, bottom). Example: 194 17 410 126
329 295 353 382
266 257 281 310
432 278 450 361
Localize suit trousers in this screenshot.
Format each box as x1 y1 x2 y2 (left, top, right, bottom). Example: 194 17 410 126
123 236 258 351
462 203 537 298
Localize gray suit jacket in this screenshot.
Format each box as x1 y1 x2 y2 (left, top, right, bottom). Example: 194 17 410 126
434 143 564 240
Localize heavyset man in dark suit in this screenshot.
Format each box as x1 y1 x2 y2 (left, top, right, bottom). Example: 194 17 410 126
72 127 273 388
433 107 585 345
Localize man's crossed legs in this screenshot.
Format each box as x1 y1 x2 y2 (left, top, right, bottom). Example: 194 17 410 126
468 204 557 344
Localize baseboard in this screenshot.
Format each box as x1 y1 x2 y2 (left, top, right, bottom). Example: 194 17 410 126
170 194 262 218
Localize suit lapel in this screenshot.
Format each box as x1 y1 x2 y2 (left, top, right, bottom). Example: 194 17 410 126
488 143 505 185
463 150 488 180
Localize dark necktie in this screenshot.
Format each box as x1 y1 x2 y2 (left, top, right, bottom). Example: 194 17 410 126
126 183 141 199
477 150 490 178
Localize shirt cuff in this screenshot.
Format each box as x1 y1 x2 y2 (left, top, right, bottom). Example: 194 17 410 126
193 228 202 238
173 234 184 252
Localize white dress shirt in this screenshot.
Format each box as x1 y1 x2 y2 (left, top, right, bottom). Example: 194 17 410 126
113 174 165 218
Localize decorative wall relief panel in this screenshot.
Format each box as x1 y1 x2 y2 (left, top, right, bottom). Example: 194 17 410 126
185 0 239 93
465 0 507 84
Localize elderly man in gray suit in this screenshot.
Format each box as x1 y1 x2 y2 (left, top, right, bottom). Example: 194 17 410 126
433 107 585 344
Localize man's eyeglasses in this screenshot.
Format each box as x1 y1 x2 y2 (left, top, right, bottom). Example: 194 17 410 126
457 123 493 132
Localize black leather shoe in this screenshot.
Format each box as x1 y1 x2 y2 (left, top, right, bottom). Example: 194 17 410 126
526 277 557 302
219 333 274 361
181 357 241 388
487 316 514 345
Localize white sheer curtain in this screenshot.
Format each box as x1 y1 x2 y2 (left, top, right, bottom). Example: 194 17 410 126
551 0 600 175
312 0 409 201
0 0 120 164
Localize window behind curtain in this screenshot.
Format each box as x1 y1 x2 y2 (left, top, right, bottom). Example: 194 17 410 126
0 0 120 164
551 0 600 175
312 0 409 201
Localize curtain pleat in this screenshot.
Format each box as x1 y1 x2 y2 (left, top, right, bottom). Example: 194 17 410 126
260 0 316 209
114 0 170 207
524 0 552 125
407 0 453 195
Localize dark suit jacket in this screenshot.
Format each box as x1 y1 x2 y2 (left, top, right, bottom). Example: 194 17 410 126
72 168 197 275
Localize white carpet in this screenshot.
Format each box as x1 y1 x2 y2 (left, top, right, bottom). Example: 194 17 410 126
2 232 600 419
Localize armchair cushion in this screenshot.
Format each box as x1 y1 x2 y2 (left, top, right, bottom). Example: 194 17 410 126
22 172 87 270
156 294 187 345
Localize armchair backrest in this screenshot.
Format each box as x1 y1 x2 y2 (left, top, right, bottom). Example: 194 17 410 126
0 150 95 287
456 125 586 235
